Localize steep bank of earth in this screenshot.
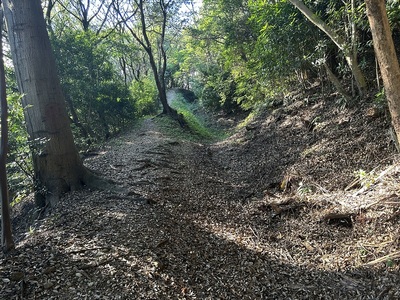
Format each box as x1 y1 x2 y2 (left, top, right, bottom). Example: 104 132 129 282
1 90 400 299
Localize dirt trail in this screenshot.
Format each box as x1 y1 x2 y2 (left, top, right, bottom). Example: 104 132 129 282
2 94 400 298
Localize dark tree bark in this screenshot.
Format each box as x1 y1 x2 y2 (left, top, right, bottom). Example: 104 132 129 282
113 0 185 126
365 0 400 146
4 0 107 207
0 3 14 253
45 0 55 30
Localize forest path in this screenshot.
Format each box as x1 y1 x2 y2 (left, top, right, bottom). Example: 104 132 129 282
3 93 400 298
166 88 177 105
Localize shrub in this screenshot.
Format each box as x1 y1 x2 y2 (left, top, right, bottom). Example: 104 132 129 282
130 77 159 116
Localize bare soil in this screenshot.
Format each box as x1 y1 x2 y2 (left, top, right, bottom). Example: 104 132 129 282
1 90 400 299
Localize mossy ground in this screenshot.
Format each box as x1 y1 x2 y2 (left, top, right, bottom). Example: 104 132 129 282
155 94 229 142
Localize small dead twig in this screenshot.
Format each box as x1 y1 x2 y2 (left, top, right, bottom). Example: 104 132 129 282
263 190 279 199
360 194 399 210
353 165 395 196
66 246 112 254
155 239 169 248
345 178 361 191
364 250 400 266
80 259 115 270
361 240 394 249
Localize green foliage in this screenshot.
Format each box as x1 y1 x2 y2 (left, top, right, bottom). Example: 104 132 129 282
7 93 33 202
172 96 214 139
386 258 395 268
237 111 256 130
200 71 240 113
178 0 324 111
158 95 227 142
175 0 378 114
387 0 400 31
51 29 135 144
130 77 159 117
374 88 386 106
355 169 377 189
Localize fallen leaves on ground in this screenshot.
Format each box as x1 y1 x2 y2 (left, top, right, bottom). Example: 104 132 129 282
1 92 400 299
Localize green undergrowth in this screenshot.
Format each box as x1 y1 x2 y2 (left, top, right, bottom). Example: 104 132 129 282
156 95 228 142
237 111 257 129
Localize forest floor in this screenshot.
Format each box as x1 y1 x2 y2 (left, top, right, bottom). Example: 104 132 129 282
2 88 400 299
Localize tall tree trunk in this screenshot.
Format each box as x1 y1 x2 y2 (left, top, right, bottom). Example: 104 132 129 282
4 0 96 207
365 0 400 146
289 0 367 95
113 0 185 126
0 4 14 253
137 0 184 125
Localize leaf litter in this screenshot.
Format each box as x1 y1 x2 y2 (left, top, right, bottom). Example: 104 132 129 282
1 91 400 299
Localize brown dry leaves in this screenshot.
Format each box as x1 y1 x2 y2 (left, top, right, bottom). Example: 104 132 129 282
2 94 400 299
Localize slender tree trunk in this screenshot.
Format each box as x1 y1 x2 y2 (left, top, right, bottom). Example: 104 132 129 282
112 0 185 125
65 94 91 143
350 0 357 96
289 0 367 95
365 0 400 145
120 57 128 86
45 0 55 31
323 62 352 103
3 0 96 206
0 4 14 253
136 0 185 126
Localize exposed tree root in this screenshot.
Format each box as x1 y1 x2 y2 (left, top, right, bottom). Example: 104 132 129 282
37 167 127 210
83 168 125 193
